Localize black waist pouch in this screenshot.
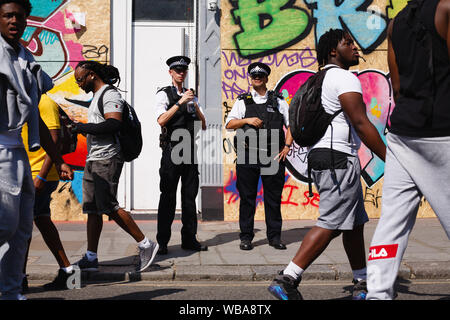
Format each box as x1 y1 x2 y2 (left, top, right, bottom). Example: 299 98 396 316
308 148 350 170
305 148 352 197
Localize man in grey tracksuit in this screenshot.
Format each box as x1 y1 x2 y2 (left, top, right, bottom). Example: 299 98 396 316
0 0 72 300
367 0 450 300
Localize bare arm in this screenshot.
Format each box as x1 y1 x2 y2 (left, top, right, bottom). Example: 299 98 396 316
339 92 386 162
275 126 293 162
226 118 263 130
34 128 59 192
39 117 73 180
157 90 195 127
435 0 450 59
387 19 400 103
194 103 207 130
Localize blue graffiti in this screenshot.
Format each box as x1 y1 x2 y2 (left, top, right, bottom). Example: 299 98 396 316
304 0 387 53
29 0 68 22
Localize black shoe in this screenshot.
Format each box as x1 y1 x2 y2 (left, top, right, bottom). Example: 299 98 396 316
157 245 168 255
269 241 287 250
21 275 29 294
181 240 208 252
239 240 253 250
352 279 368 300
268 271 303 300
43 269 75 291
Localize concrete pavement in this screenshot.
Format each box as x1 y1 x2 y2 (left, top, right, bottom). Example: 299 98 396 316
25 218 450 283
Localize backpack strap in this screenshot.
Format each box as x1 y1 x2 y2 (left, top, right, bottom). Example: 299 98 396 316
97 85 118 117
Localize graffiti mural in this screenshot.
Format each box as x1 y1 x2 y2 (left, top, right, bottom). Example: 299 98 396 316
230 0 312 59
222 0 436 221
304 0 388 53
274 68 393 187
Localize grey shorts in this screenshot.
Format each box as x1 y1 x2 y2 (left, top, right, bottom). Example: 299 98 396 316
34 181 59 217
310 152 368 230
82 156 124 216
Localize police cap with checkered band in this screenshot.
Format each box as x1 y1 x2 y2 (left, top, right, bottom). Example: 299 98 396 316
166 55 191 71
247 62 271 77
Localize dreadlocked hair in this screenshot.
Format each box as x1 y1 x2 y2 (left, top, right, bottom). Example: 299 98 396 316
0 0 32 16
316 29 347 69
76 61 121 87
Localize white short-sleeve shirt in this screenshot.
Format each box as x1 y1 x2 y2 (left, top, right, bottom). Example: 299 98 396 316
310 64 363 156
225 89 290 129
155 86 205 121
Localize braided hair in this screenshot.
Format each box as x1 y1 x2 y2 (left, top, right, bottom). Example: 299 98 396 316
316 29 347 69
76 61 121 87
0 0 32 16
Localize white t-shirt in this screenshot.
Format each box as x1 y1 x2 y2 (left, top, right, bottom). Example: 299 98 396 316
310 64 362 156
225 89 290 129
86 85 124 161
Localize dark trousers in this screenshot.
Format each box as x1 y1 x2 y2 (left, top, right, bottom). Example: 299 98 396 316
236 163 285 243
157 146 199 246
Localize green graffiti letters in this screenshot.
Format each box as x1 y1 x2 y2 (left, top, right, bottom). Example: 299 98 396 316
231 0 312 59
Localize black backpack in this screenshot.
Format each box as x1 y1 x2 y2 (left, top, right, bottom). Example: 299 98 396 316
98 86 143 162
58 106 78 155
289 66 341 148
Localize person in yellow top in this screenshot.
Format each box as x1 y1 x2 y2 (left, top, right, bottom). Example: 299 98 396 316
21 94 74 291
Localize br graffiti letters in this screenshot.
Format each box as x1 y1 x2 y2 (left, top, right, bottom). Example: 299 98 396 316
304 0 388 54
229 0 388 59
230 0 312 59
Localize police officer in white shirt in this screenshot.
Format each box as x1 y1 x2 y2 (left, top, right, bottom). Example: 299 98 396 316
155 56 207 255
226 62 293 251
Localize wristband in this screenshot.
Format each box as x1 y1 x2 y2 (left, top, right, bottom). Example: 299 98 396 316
285 144 292 148
36 175 47 182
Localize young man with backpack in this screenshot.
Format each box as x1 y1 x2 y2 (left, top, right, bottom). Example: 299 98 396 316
225 62 293 251
268 29 386 300
367 0 450 300
72 61 158 273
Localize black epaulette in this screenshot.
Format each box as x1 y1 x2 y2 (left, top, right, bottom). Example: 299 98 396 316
156 86 171 94
237 92 252 100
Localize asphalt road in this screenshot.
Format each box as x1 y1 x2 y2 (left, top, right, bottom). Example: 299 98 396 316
23 279 450 301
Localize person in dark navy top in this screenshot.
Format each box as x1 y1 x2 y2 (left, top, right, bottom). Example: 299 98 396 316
155 55 207 255
226 62 293 251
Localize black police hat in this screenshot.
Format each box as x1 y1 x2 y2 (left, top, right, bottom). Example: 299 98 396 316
166 55 191 70
248 62 271 77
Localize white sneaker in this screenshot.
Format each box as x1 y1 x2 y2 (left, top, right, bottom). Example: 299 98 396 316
137 241 159 272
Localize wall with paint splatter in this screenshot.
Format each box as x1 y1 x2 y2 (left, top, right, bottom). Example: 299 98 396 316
23 0 110 220
221 0 436 221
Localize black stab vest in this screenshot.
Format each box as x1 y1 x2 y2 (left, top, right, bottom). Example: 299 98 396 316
158 86 199 144
235 91 286 167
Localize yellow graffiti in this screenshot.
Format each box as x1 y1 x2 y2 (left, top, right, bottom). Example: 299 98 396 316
370 97 381 118
48 73 81 95
387 0 408 19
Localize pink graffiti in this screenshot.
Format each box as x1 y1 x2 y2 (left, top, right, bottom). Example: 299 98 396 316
44 11 85 70
275 69 394 187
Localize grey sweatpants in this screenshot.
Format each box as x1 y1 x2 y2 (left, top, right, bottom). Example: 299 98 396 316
367 133 450 300
0 147 34 299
